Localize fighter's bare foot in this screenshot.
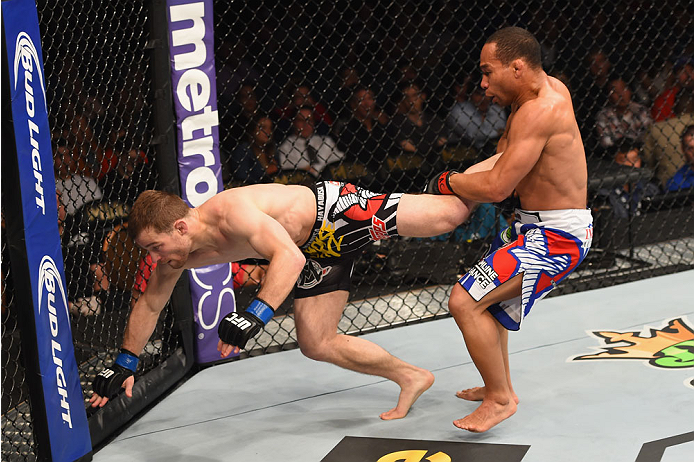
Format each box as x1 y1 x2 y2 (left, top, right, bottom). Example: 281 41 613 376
453 398 517 432
380 369 434 420
455 386 486 401
455 386 519 404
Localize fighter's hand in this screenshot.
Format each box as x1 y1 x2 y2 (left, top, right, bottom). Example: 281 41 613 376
89 373 134 408
89 350 139 408
425 171 458 195
217 298 275 355
217 339 241 358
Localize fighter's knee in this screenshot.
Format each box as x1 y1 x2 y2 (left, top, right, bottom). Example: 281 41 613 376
446 196 475 228
299 341 328 362
448 285 476 319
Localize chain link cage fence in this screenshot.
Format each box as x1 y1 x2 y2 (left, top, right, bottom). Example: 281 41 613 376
2 0 693 459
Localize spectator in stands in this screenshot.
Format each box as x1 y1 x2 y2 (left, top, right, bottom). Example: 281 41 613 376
230 115 280 184
328 65 363 123
379 60 422 116
99 140 156 204
388 81 447 190
614 141 644 169
392 81 447 162
632 47 683 109
642 86 694 189
277 106 345 178
50 106 101 178
447 83 507 154
336 86 394 188
57 191 108 316
225 82 260 151
665 125 694 191
216 39 261 110
651 56 694 122
53 138 104 216
633 66 669 109
273 81 334 138
595 76 653 154
49 60 107 173
576 48 613 152
599 140 661 218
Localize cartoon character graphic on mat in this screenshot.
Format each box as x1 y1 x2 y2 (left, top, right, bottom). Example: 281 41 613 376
572 317 694 388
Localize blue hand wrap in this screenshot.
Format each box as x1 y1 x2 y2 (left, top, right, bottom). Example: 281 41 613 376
245 298 275 325
115 351 139 372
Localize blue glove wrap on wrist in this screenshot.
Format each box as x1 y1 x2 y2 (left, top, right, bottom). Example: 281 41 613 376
246 298 275 325
115 350 139 372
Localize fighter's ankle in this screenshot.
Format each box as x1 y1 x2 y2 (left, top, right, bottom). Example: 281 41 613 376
484 393 513 406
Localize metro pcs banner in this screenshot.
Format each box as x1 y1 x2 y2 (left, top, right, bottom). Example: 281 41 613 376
166 0 237 363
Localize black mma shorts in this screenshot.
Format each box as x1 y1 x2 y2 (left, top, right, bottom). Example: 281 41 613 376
295 181 402 298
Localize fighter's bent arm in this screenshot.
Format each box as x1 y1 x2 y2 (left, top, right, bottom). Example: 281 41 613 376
121 264 184 355
448 102 549 202
463 152 502 174
88 264 184 407
242 209 306 310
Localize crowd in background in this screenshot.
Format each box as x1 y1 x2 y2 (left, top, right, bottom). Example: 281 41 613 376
211 2 693 198
38 0 694 318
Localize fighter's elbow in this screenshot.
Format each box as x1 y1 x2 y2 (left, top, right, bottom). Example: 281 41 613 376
288 249 306 273
488 185 512 203
297 251 306 268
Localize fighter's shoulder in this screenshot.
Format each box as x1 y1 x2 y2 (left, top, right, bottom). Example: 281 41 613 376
511 97 555 130
210 188 266 237
203 186 262 218
532 86 565 108
215 184 263 201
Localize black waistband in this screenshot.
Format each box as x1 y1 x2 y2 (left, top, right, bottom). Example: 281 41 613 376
300 182 325 251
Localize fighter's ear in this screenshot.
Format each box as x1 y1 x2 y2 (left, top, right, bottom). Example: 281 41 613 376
174 219 188 235
512 59 524 78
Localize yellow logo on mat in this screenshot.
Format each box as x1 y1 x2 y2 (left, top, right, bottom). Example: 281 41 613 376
377 450 451 462
572 317 694 369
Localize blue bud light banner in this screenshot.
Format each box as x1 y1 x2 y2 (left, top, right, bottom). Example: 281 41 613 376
2 0 92 460
166 0 237 363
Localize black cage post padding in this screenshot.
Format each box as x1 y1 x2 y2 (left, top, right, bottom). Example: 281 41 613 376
87 346 189 449
84 0 197 447
147 0 196 362
149 0 181 194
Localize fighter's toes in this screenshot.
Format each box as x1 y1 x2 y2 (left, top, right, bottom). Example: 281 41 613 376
455 386 485 401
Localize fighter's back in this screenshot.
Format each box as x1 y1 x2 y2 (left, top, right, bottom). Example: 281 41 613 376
201 183 317 247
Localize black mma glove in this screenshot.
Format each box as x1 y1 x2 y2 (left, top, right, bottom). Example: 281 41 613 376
218 298 275 350
92 349 138 398
425 170 458 195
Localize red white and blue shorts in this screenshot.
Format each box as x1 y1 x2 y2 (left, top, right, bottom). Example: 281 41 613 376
459 208 593 331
